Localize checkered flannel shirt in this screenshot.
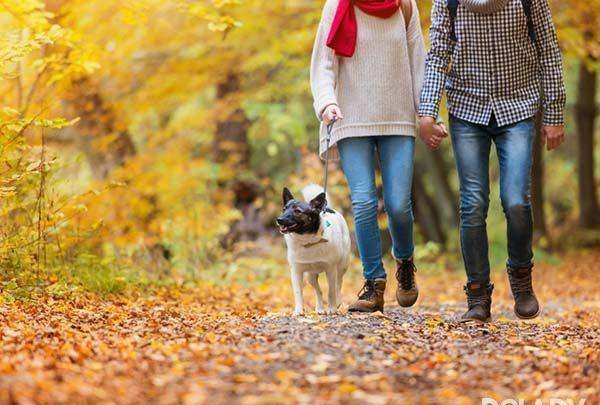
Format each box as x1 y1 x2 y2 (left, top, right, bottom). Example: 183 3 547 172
419 0 566 126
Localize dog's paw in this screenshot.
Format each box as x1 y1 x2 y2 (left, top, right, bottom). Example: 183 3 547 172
326 307 338 315
315 306 326 314
292 309 304 316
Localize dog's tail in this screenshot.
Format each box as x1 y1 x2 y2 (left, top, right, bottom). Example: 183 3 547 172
302 184 330 204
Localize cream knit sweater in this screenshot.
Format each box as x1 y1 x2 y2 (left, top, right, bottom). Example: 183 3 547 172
310 0 426 160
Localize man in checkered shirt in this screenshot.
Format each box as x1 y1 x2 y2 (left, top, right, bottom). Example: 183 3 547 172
418 0 566 322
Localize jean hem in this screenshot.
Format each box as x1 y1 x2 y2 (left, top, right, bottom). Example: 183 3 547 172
506 259 534 269
364 276 387 281
466 277 491 285
391 249 414 261
364 271 387 280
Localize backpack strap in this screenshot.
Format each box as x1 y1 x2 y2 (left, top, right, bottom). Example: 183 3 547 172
520 0 536 43
447 0 459 42
400 0 413 30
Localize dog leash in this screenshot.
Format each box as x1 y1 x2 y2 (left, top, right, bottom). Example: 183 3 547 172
322 117 336 212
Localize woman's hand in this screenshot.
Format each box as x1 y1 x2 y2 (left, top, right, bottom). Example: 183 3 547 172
322 104 344 124
419 116 447 150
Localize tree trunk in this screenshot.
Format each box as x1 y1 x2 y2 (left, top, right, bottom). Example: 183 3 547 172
213 73 251 168
67 78 136 179
531 112 547 240
418 144 459 227
213 73 264 244
412 168 446 245
575 62 599 229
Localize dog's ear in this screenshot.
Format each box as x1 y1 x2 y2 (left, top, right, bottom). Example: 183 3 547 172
282 187 294 206
310 192 327 212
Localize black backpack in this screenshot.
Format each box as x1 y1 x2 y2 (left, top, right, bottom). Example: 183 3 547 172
447 0 536 43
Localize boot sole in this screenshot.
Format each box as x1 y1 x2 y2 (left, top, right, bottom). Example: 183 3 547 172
348 306 384 313
396 298 418 308
514 306 541 320
396 291 418 308
458 316 491 323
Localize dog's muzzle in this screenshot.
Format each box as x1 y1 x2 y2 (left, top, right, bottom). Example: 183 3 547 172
276 217 298 234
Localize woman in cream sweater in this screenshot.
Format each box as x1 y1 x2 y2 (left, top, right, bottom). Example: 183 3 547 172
310 0 445 312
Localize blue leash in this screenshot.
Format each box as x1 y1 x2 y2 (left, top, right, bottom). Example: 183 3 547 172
322 117 336 211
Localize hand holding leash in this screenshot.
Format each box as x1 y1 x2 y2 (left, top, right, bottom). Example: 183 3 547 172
322 104 343 124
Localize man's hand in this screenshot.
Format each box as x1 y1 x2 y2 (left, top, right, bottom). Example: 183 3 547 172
541 124 565 151
322 104 343 124
419 116 448 150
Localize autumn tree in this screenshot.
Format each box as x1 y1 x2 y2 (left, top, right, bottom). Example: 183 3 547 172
0 0 101 271
552 0 600 229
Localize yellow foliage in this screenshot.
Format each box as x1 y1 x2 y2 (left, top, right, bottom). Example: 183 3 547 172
0 0 596 290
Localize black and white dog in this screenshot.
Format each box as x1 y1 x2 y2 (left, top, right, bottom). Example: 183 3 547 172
276 184 351 315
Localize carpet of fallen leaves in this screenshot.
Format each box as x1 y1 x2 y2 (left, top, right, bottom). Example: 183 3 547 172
1 251 598 405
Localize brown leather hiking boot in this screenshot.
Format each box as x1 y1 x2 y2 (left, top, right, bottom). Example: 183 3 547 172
395 258 418 307
460 282 493 323
348 279 386 313
507 266 540 319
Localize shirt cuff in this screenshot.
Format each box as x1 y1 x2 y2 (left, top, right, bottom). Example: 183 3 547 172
314 96 338 120
418 102 440 119
542 107 565 126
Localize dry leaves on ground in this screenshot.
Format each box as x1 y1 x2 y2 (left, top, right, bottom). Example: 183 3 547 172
1 252 598 405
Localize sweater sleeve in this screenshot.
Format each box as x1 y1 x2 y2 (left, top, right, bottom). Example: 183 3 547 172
406 0 426 114
310 0 339 120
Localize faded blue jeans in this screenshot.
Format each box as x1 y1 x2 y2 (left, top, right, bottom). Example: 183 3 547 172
450 115 535 285
338 136 415 280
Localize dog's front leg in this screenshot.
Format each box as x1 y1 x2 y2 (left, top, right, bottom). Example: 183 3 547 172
307 273 325 314
335 264 346 309
291 267 304 316
325 270 338 314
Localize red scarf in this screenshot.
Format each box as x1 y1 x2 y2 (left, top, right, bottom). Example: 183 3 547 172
326 0 399 57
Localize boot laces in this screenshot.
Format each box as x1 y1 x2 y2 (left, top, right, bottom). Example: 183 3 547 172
509 269 533 296
358 280 377 300
396 260 415 290
464 286 492 309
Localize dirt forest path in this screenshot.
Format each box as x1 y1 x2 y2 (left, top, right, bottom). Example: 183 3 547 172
1 252 598 405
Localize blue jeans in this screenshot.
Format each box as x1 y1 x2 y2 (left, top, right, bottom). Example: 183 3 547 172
450 115 535 285
338 136 415 280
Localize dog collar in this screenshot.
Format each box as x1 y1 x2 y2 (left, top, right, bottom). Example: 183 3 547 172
302 238 329 248
301 219 330 248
